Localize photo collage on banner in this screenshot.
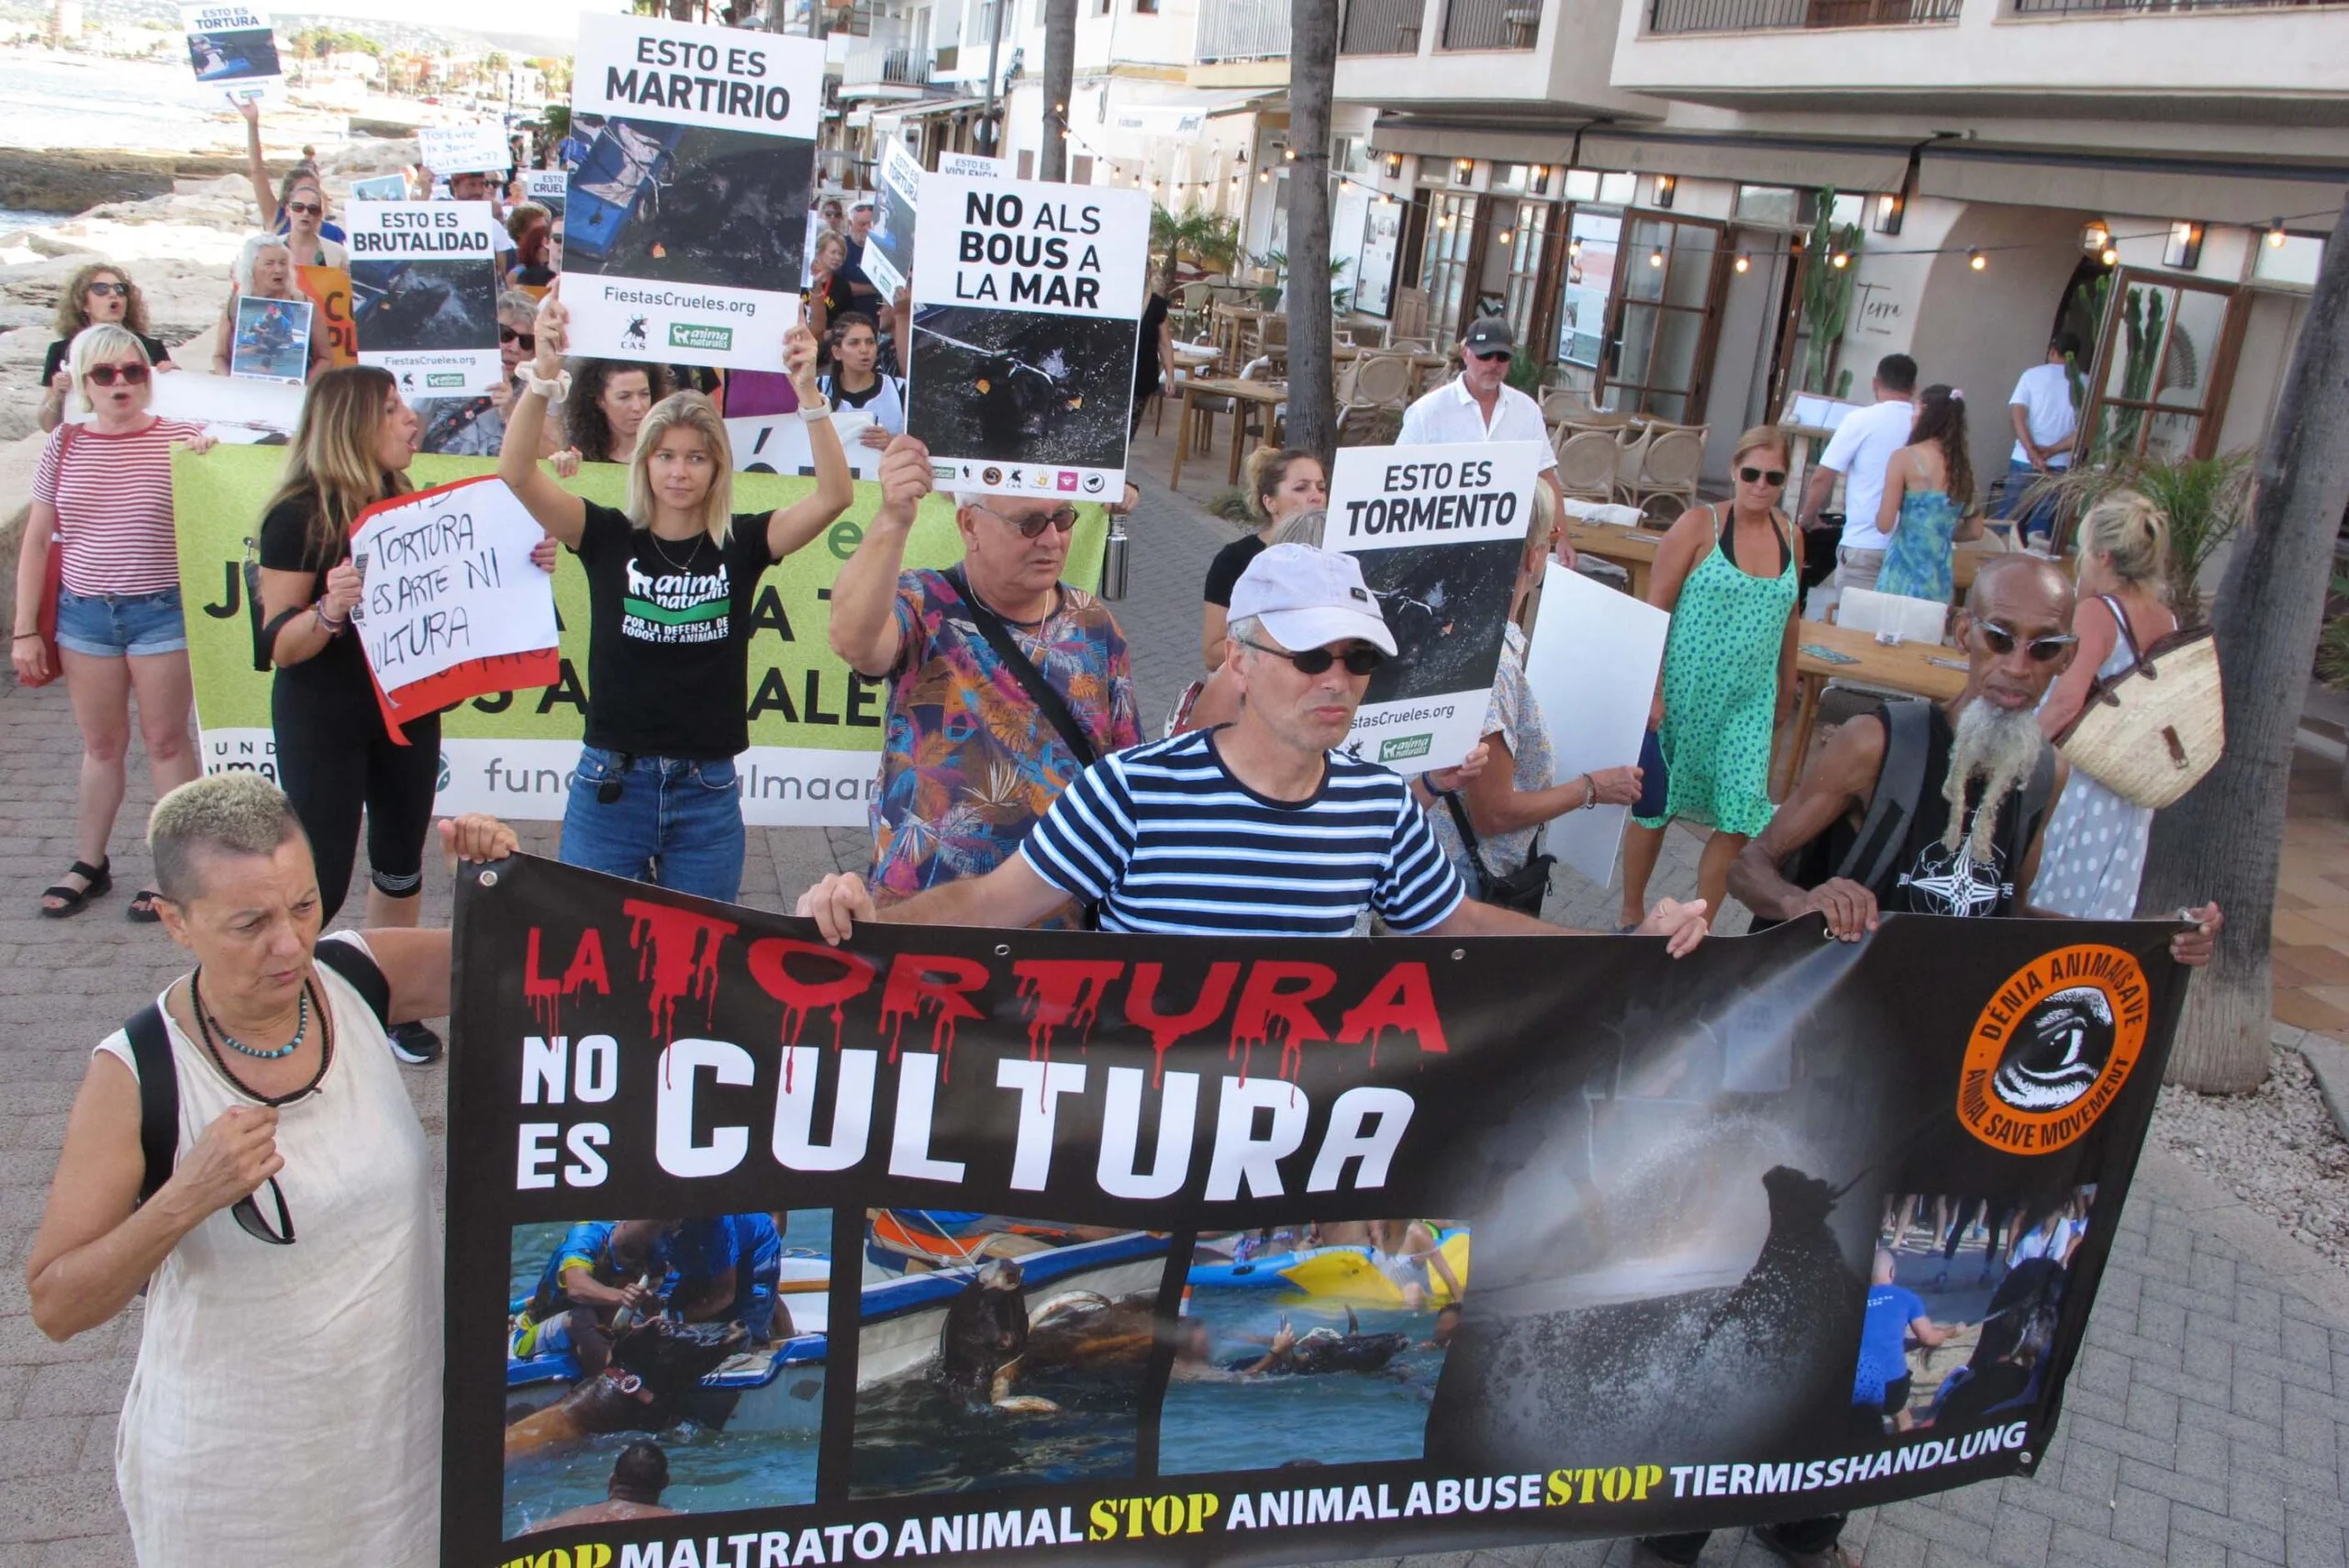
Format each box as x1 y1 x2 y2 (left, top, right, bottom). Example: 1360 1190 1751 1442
440 857 2188 1566
907 172 1150 501
562 12 826 370
344 199 504 396
179 3 279 98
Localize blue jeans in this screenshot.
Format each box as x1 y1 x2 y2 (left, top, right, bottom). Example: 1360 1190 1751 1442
559 746 746 904
2000 458 2065 542
54 587 185 658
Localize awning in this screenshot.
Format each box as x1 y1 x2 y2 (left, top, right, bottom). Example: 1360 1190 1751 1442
1576 129 1911 193
1917 143 2349 228
874 95 989 122
1369 122 1593 167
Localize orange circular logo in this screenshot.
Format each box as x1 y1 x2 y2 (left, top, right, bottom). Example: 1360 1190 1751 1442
1958 944 2152 1154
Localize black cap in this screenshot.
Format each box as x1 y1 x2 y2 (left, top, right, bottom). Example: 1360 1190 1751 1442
1463 317 1516 355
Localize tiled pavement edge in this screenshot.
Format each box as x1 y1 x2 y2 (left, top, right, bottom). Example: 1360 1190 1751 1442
0 477 2340 1563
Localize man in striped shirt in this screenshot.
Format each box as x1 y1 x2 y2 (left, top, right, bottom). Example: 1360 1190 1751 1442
799 545 1709 951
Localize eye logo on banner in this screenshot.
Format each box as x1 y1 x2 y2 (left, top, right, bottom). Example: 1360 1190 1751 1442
1957 944 2151 1154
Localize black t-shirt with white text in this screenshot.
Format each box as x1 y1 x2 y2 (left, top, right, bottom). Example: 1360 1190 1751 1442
573 501 776 760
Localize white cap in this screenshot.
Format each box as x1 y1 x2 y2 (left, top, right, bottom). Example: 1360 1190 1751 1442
1229 543 1397 658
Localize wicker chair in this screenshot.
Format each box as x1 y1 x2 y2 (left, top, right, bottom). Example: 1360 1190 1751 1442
1553 430 1620 505
1632 428 1707 515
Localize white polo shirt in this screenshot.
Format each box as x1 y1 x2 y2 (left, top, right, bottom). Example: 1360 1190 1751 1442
2009 361 2076 468
1397 378 1559 473
1817 398 1915 552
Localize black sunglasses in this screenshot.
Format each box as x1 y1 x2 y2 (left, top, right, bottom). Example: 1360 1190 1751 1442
231 1176 295 1245
1238 638 1386 677
85 281 128 298
1469 349 1512 363
500 326 538 350
1739 465 1788 486
1976 622 2078 663
87 362 150 386
979 504 1078 538
284 200 323 217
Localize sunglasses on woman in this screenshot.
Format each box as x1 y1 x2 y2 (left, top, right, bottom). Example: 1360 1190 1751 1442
284 200 323 217
500 327 538 350
85 280 128 298
1738 465 1788 486
1976 622 2078 662
87 362 150 386
978 503 1079 539
1238 639 1387 677
231 1176 295 1245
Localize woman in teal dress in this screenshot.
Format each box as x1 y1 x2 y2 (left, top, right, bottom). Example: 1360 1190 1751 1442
1620 426 1803 931
1874 384 1983 603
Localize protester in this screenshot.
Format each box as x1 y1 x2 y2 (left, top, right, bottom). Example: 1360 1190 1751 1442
235 100 348 247
25 773 517 1567
506 201 556 288
806 229 854 342
1397 317 1566 523
39 263 174 433
417 289 542 456
1132 287 1174 437
12 326 212 919
1431 487 1643 903
803 542 1709 949
210 237 331 382
500 285 854 903
818 195 846 236
523 1442 678 1532
816 311 904 450
2004 331 2082 544
1873 384 1983 604
1854 1251 1965 1438
1798 352 1918 600
267 173 345 271
1620 427 1802 933
829 437 1141 926
841 201 882 311
561 357 673 465
1727 556 2219 962
2029 491 2177 919
1201 448 1327 670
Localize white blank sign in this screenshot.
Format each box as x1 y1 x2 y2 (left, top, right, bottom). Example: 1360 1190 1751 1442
1522 562 1670 890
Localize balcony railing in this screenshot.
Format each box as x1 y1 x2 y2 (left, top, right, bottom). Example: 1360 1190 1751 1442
1341 0 1428 52
2012 0 2345 13
1646 0 1957 33
1196 0 1293 60
841 35 935 85
1442 0 1544 46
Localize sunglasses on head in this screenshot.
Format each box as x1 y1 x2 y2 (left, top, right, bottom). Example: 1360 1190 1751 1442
981 504 1079 539
284 200 323 217
1239 638 1386 677
1739 465 1788 486
1976 622 2077 662
230 1175 295 1245
500 326 537 350
87 362 150 386
85 280 128 298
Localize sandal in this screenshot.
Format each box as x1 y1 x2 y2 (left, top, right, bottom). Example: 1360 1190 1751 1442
127 889 163 923
39 858 112 919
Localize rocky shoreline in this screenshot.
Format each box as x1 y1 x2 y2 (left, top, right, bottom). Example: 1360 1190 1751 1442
0 149 257 216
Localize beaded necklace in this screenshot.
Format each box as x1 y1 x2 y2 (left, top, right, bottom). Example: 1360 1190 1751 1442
193 968 308 1060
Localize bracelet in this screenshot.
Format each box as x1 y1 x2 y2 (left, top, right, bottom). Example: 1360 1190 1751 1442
313 602 348 633
798 398 832 424
13 631 40 640
1579 773 1598 810
522 369 571 404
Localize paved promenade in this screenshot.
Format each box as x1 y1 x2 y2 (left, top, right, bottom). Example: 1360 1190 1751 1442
0 473 2342 1564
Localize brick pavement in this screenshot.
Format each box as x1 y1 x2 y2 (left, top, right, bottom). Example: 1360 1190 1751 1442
0 475 2343 1564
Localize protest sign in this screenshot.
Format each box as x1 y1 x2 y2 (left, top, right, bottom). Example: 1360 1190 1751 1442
444 853 2185 1565
522 168 569 215
1323 441 1542 773
295 263 356 367
939 150 1006 179
1523 560 1668 886
562 12 826 371
351 172 410 202
172 448 1109 824
147 367 302 441
348 476 561 738
417 123 512 178
227 294 311 384
860 139 923 301
726 414 885 480
907 174 1149 502
180 4 278 98
345 199 504 396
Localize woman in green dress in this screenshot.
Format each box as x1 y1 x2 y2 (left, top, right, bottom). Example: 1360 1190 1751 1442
1619 426 1803 930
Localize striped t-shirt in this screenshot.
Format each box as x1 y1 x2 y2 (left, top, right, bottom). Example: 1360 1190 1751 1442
32 417 206 596
1020 728 1465 937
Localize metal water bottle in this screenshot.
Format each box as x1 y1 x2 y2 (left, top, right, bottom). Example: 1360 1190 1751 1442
1100 517 1130 600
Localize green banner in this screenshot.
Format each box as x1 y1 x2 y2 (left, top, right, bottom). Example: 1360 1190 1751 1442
173 446 1109 827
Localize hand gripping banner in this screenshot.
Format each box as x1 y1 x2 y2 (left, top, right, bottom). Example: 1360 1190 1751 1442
447 856 2187 1567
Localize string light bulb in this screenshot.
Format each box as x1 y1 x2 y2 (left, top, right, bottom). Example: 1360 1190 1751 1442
1498 228 1514 245
1567 239 1581 258
1648 249 1664 269
2268 218 2288 249
1830 250 1850 270
1968 249 1987 271
1258 170 1270 183
1733 253 1750 273
2099 245 2119 267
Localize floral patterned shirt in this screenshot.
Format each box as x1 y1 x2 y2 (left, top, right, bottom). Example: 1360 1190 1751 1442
1428 623 1555 885
867 570 1140 924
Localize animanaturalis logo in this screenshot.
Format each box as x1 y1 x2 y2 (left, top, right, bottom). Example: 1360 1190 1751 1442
669 323 734 352
1379 734 1434 763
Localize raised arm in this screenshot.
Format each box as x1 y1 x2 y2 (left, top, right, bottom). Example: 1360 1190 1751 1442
238 99 279 227
1731 711 1887 938
762 322 856 560
828 435 930 677
498 284 586 549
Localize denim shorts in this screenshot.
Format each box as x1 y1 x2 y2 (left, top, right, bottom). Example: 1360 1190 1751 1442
53 587 186 658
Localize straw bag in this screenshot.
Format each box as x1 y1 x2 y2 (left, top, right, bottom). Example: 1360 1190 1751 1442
2053 595 2224 809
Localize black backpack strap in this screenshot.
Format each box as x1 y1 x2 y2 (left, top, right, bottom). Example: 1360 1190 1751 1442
313 935 393 1030
124 1003 180 1207
1442 791 1498 895
946 569 1098 771
1837 699 1932 893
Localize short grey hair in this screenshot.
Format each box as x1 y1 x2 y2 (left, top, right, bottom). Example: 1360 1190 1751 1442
1227 614 1264 649
1267 509 1326 548
148 773 307 903
497 287 541 323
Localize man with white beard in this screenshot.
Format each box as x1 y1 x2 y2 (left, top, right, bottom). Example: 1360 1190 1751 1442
1730 555 2220 961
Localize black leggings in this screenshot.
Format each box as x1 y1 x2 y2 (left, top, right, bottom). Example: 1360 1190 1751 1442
273 676 440 923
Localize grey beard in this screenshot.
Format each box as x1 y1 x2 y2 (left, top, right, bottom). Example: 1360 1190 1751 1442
1941 696 2046 861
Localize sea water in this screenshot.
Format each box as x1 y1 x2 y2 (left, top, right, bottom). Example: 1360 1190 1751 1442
0 50 255 154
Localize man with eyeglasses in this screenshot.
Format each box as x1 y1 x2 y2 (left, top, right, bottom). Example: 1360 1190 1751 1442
828 436 1142 926
801 542 1711 948
1397 317 1569 552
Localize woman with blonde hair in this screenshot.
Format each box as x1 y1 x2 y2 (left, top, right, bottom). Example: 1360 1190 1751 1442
501 284 855 901
38 262 175 434
2029 490 2177 918
12 325 214 918
1199 447 1328 670
1620 425 1803 930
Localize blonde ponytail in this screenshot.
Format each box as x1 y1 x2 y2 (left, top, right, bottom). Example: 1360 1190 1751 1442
2079 488 2170 597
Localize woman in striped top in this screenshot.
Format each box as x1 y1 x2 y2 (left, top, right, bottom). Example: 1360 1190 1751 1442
11 324 215 919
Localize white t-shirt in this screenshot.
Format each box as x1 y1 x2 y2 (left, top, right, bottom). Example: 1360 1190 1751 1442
2009 361 2077 468
1397 378 1559 473
1817 398 1916 552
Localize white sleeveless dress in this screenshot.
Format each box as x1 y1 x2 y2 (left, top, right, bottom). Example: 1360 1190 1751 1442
2030 628 2154 920
94 934 441 1567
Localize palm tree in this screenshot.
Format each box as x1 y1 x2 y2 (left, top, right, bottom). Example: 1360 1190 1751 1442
1284 0 1340 461
1150 206 1240 296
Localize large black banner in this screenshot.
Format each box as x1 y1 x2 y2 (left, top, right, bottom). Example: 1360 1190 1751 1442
449 855 2187 1568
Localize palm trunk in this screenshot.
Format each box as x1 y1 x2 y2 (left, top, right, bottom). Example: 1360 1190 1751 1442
1039 0 1076 183
1284 0 1339 462
2140 195 2349 1092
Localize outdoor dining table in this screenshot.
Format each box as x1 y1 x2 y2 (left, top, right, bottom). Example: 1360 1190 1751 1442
1564 519 1670 601
1771 617 1971 797
1169 375 1289 490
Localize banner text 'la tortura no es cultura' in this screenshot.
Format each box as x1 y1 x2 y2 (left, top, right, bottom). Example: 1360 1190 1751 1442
453 856 2185 1568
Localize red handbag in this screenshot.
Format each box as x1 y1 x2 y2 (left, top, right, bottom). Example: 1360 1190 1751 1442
18 424 71 688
